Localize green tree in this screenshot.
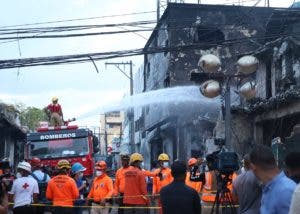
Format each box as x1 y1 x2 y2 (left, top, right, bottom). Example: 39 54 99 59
16 103 48 131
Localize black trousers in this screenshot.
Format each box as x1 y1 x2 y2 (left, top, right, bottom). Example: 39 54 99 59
118 193 125 214
52 206 74 214
13 205 35 214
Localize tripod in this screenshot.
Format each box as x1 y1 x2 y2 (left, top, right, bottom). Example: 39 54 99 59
210 173 236 214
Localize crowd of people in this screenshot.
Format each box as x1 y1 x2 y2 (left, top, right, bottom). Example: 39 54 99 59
0 145 300 214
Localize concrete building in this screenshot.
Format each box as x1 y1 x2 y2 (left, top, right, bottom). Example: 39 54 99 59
99 111 124 155
231 8 300 160
0 103 26 168
133 3 275 167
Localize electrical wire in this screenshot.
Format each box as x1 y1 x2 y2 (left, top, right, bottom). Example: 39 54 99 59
0 32 296 70
0 11 156 29
0 20 157 35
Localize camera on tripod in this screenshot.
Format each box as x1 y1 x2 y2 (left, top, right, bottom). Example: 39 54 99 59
206 148 239 214
206 149 240 175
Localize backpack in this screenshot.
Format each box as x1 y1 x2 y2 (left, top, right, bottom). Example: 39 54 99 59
31 172 48 202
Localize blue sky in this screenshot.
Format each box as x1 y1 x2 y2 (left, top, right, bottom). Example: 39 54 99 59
0 0 293 126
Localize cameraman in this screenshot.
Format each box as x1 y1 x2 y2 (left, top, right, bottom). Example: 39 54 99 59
188 158 205 191
198 153 218 204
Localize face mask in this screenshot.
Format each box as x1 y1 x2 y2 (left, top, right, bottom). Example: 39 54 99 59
140 162 145 168
163 162 169 168
95 170 103 177
16 172 22 178
78 172 83 179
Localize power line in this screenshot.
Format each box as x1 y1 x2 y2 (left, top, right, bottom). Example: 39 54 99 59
0 29 154 40
0 19 297 41
0 20 157 35
0 32 296 69
0 11 156 29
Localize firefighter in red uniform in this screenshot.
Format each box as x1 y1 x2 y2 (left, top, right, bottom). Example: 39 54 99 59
44 97 63 126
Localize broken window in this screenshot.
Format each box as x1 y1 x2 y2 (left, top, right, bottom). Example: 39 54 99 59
194 26 225 49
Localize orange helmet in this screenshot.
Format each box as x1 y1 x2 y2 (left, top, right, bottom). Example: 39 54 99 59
31 157 41 167
95 161 107 170
188 158 197 166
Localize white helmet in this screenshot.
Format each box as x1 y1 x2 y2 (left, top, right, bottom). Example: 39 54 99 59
17 161 32 173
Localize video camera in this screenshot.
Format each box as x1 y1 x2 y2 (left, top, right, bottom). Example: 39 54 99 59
206 150 239 175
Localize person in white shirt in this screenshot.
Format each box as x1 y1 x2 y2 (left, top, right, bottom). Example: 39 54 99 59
8 161 39 214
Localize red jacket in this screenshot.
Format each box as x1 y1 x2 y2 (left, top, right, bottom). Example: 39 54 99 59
47 104 62 115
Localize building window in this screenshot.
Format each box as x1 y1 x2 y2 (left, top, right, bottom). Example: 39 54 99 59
194 26 225 49
107 111 120 117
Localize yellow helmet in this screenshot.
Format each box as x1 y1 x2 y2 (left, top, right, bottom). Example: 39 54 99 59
56 159 71 169
130 153 143 163
158 153 170 161
52 97 58 102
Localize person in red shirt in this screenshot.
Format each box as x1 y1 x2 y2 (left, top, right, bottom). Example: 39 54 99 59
44 97 63 126
123 153 148 214
46 159 79 214
114 154 131 214
87 161 113 214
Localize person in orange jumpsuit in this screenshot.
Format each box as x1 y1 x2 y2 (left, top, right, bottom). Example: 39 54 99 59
152 153 173 213
87 161 113 214
152 153 173 195
114 154 131 214
46 159 79 214
123 153 148 214
185 158 203 193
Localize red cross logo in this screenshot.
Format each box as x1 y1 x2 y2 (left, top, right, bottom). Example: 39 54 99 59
22 183 29 189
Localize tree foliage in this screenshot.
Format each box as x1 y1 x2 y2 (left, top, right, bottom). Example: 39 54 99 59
16 103 48 131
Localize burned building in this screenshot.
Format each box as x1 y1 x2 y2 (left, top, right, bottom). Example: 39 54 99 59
134 3 275 166
0 103 26 168
231 8 300 161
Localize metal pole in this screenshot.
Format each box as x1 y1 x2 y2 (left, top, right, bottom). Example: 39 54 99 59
105 61 135 153
224 78 232 151
157 0 160 23
129 61 135 153
130 61 133 96
105 114 108 155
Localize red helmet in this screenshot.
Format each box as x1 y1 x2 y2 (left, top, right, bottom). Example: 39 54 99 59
31 157 41 167
95 161 107 170
188 158 197 166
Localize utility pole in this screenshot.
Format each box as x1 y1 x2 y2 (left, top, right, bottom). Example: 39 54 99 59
104 114 108 155
157 0 160 23
105 61 134 153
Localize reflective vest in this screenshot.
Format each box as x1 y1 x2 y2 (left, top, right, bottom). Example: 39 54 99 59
201 171 217 203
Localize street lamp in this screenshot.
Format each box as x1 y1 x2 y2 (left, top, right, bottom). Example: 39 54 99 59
191 54 258 151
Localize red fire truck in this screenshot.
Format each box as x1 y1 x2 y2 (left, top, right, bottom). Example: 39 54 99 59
24 125 99 177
